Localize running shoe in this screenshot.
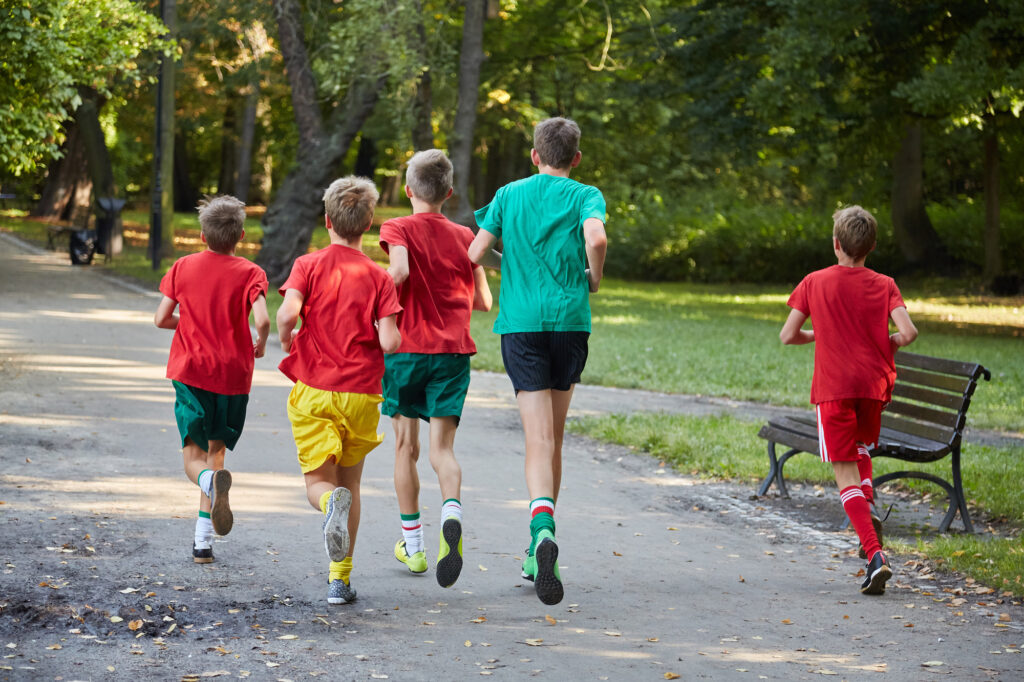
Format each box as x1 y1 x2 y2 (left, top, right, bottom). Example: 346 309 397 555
323 487 352 562
394 539 428 574
436 517 463 588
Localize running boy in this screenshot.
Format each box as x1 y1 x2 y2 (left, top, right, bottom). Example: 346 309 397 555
277 176 402 605
379 149 492 588
779 205 918 595
468 117 608 605
154 195 270 564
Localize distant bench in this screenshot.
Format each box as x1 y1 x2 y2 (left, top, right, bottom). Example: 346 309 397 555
756 351 991 533
46 222 79 250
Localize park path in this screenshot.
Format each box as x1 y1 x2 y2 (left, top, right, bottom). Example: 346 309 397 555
0 233 1021 681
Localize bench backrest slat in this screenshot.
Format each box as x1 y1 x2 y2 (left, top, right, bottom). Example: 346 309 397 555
880 412 958 444
885 399 964 431
895 351 984 378
896 367 974 395
891 383 968 411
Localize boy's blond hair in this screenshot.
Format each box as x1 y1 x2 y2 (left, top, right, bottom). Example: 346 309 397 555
534 117 581 169
833 205 877 261
406 149 453 204
323 176 379 239
198 195 246 252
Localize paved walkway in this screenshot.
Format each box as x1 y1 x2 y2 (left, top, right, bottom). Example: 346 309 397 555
1 233 1020 680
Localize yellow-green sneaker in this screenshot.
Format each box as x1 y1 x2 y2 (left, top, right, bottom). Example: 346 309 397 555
394 539 428 574
436 517 463 588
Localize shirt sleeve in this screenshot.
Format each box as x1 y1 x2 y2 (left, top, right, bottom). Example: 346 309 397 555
375 270 403 321
887 278 906 313
580 186 607 223
278 256 308 298
379 219 407 254
248 265 269 304
159 260 179 300
474 189 503 238
787 276 810 315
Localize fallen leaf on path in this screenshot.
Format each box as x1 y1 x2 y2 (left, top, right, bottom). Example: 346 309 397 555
524 639 543 646
545 615 557 626
128 620 143 631
470 617 487 624
200 672 231 678
479 565 487 571
647 637 659 642
921 661 944 667
738 576 745 583
604 631 621 637
664 674 681 680
811 670 837 675
109 617 123 623
998 613 1011 622
667 527 678 531
46 644 61 650
781 619 792 625
612 551 622 557
277 635 297 640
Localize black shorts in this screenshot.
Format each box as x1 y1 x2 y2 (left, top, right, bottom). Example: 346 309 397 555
500 331 590 393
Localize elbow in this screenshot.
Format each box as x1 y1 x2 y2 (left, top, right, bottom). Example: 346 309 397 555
467 246 482 265
779 330 791 345
382 334 401 354
587 233 608 251
903 327 919 346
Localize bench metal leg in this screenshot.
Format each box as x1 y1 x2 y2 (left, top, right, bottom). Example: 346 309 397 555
757 442 796 498
873 469 972 533
949 447 974 534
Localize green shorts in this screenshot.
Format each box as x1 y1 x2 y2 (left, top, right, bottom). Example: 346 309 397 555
382 353 472 423
172 381 249 452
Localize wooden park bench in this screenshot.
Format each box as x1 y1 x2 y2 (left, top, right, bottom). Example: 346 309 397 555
46 222 80 250
756 351 991 533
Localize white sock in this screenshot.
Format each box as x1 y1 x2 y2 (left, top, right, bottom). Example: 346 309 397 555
197 469 214 497
195 515 213 546
401 513 423 555
441 499 462 524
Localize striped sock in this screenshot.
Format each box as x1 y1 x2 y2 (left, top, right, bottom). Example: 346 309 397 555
401 512 423 555
194 512 213 546
529 497 556 550
197 469 213 497
330 556 353 584
841 485 881 561
856 444 875 505
441 499 462 523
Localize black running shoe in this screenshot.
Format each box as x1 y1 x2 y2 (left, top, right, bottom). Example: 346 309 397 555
533 531 563 605
435 517 463 588
192 541 214 564
860 551 892 595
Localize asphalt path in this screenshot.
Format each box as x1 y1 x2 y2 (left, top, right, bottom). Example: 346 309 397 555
1 234 1021 681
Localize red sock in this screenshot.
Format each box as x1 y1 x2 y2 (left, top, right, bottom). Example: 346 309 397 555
840 485 881 561
856 448 874 506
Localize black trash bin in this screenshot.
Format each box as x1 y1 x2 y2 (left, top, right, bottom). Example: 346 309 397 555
95 197 126 258
69 228 96 265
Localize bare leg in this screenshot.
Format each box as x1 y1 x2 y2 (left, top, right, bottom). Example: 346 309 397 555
391 415 421 515
517 387 575 504
183 437 226 514
428 416 461 502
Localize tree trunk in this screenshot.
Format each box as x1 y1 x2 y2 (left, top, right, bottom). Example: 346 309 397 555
234 80 260 203
76 89 123 255
272 0 322 155
409 0 434 151
150 0 176 262
982 126 1001 283
354 135 378 179
257 75 387 286
446 0 486 228
174 133 199 212
218 100 238 195
890 120 948 270
32 121 92 225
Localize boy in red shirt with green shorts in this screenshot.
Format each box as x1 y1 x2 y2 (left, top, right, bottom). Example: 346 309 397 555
379 150 492 588
277 176 402 605
155 195 270 564
780 205 918 595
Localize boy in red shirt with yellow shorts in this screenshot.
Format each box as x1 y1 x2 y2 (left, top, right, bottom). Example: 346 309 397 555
155 195 270 564
277 176 402 605
379 150 492 588
780 205 918 595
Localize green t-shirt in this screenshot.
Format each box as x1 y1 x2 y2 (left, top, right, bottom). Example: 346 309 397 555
475 173 606 334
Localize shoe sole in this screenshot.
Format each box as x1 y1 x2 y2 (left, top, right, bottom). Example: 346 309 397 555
324 488 352 562
210 470 233 536
858 514 884 560
534 538 563 605
861 564 892 595
436 519 463 588
193 555 213 564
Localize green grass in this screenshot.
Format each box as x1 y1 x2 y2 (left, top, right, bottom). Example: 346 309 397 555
912 535 1024 596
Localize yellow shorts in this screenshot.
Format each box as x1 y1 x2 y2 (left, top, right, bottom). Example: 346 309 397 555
287 380 384 473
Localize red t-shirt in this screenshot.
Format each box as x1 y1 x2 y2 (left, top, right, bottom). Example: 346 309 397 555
277 244 402 394
788 265 906 405
159 250 269 395
379 213 479 355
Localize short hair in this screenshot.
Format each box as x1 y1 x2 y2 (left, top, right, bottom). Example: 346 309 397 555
405 149 453 204
533 117 581 169
323 176 379 239
197 195 246 252
832 205 877 261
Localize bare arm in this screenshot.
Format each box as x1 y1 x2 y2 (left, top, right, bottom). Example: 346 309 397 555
468 229 502 269
154 296 179 329
472 264 492 311
583 217 607 293
377 314 401 353
387 244 410 287
251 294 271 358
277 289 304 353
889 306 918 347
779 308 814 345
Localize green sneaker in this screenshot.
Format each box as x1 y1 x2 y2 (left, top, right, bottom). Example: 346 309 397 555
436 517 463 588
521 551 537 581
533 529 563 605
394 539 428 574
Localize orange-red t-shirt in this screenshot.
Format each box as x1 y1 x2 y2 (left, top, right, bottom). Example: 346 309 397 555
379 213 478 355
277 244 402 394
159 250 269 395
787 265 906 405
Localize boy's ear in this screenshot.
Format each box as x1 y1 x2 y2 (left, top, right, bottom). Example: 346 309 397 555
364 219 373 233
445 187 453 199
404 185 413 199
569 150 582 168
324 214 333 231
240 228 245 241
530 148 541 167
200 232 207 244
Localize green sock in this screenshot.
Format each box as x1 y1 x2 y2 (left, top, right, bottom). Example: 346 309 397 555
529 513 556 553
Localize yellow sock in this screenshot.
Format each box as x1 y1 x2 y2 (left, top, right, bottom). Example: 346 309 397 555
329 556 353 584
319 490 332 515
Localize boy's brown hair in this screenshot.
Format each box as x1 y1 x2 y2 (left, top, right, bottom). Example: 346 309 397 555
198 195 246 253
833 205 877 261
534 117 581 169
406 149 453 204
323 176 379 239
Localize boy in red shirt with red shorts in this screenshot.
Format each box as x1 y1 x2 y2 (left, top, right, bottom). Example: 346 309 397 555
277 176 402 605
780 205 918 595
379 150 492 588
155 196 270 564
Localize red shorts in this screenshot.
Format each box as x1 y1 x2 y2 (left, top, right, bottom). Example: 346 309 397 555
815 399 883 463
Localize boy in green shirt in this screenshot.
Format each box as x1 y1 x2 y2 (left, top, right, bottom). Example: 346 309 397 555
469 117 608 605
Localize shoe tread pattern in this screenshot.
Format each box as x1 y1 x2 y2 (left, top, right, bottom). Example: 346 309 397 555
534 539 563 605
323 488 352 562
436 518 463 588
210 470 233 536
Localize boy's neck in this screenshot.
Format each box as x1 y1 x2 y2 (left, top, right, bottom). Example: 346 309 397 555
207 246 236 256
410 196 445 214
836 254 867 268
329 232 363 250
537 163 572 178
